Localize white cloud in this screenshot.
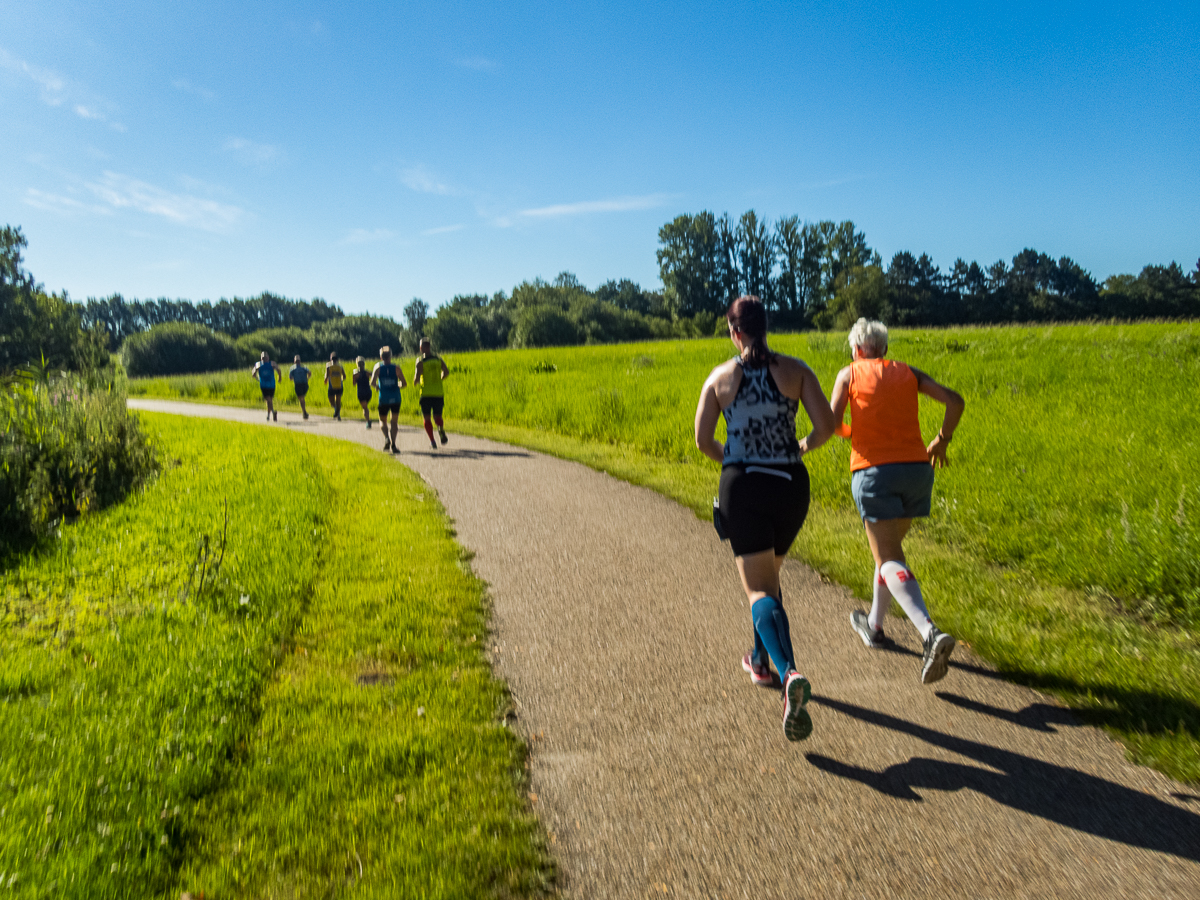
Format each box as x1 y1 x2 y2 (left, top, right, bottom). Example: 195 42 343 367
340 228 396 245
455 56 498 70
172 78 216 101
400 165 458 196
23 188 111 217
0 48 66 105
85 172 243 231
516 194 671 220
422 224 464 236
1 47 120 127
223 137 282 166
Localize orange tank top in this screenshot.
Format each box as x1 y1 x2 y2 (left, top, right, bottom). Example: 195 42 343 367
847 358 929 471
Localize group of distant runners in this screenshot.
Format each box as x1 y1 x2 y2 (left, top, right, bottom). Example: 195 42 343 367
696 295 965 742
249 338 450 453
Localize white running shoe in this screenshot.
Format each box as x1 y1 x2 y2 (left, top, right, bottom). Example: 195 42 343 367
782 672 812 742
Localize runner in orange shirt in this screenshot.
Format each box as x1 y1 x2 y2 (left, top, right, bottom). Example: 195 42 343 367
829 318 965 684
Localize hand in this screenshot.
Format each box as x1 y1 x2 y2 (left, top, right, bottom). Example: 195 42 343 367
927 433 951 468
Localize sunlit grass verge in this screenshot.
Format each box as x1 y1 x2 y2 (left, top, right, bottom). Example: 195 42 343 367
0 415 552 898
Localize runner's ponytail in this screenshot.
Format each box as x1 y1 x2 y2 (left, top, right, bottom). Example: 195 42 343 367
727 295 775 368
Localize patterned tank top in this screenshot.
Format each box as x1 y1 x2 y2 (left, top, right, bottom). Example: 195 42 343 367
722 357 801 466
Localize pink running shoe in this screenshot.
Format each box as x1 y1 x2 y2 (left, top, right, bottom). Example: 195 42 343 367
741 652 775 686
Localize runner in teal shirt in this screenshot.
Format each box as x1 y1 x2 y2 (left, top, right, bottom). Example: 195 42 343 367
370 345 407 453
251 352 282 421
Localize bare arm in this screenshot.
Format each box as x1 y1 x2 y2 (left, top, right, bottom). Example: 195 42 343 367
369 364 380 389
693 371 726 464
440 359 449 380
829 366 853 438
911 366 965 467
796 362 836 454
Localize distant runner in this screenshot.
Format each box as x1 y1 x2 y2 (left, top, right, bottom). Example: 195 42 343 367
251 352 283 422
324 353 346 421
289 355 311 419
694 295 835 742
371 345 406 453
414 337 450 450
352 356 373 429
830 317 966 685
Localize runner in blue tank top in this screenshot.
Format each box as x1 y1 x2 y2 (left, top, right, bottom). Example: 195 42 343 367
370 345 407 453
251 352 282 421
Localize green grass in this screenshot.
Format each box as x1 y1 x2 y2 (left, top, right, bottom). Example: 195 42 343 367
0 414 551 898
130 322 1200 784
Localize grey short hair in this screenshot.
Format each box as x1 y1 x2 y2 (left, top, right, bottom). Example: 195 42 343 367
848 318 888 356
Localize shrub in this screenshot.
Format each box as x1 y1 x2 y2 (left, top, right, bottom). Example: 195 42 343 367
511 305 581 348
428 312 479 352
0 371 159 554
234 326 318 365
309 315 404 360
120 322 240 376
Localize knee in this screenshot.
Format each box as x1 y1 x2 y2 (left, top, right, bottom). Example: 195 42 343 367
750 595 781 625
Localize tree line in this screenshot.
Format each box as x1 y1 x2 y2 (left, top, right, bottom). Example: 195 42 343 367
656 210 1200 328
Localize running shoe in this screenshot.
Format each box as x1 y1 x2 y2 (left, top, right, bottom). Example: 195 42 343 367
383 438 391 451
273 411 277 422
302 413 308 420
850 610 889 649
782 671 812 742
741 652 774 686
366 420 371 429
390 444 399 455
430 441 437 450
920 626 956 685
439 428 448 445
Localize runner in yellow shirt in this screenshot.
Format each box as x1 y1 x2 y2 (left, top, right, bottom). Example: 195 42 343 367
414 337 450 450
324 352 347 421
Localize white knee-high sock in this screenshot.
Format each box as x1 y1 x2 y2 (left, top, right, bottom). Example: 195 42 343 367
868 564 892 633
879 560 934 640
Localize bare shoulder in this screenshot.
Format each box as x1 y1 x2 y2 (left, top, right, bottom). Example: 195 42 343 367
705 357 741 387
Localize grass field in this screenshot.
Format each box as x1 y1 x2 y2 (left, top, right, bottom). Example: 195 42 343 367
0 415 551 898
129 322 1200 784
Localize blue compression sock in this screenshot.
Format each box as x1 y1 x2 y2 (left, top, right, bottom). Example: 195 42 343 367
751 595 796 681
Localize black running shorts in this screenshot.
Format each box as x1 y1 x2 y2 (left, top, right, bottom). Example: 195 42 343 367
718 462 811 557
294 383 309 397
260 387 275 400
377 402 400 416
419 396 444 417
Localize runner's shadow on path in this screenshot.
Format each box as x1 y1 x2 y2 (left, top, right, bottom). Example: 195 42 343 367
404 449 533 460
805 695 1200 863
877 642 1200 741
935 692 1077 733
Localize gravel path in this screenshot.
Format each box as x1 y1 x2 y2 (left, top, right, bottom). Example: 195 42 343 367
130 400 1200 899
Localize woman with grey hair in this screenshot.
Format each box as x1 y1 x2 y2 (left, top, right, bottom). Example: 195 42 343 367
828 318 966 684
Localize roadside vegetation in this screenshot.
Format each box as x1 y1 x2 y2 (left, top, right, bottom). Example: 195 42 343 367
131 322 1200 783
0 415 551 898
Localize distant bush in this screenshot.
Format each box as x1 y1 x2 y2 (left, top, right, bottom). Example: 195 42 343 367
234 326 319 365
511 305 580 348
1 370 158 553
309 315 404 360
428 312 479 352
121 323 241 377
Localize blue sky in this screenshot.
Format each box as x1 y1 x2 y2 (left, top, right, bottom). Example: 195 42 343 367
2 1 1197 317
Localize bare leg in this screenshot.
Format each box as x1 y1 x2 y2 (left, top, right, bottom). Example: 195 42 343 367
388 412 399 451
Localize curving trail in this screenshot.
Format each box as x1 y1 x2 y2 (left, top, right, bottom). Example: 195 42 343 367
129 400 1200 899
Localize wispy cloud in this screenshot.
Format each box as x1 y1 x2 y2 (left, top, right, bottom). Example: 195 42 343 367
340 228 396 245
455 56 498 70
85 172 243 231
23 188 112 217
422 224 464 236
172 78 215 101
223 137 282 166
1 47 123 128
400 164 459 196
515 193 671 221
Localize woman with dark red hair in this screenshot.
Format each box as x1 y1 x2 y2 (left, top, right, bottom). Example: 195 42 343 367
694 295 836 741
